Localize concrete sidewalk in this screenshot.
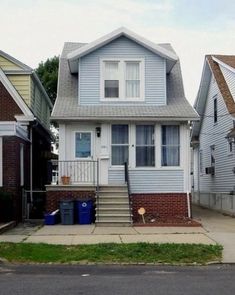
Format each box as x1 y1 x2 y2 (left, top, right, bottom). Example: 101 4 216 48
193 205 235 263
0 223 215 245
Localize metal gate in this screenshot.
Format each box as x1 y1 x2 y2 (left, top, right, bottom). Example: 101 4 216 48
22 190 47 220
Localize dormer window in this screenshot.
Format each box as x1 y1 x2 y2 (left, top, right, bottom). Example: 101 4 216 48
104 61 119 98
101 58 144 101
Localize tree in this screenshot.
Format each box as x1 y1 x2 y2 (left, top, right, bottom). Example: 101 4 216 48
36 56 59 105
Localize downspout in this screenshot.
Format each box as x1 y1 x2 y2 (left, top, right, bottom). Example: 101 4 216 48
29 126 33 204
187 192 191 218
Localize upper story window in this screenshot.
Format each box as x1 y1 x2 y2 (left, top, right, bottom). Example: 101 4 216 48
213 96 218 123
101 58 144 101
104 61 119 98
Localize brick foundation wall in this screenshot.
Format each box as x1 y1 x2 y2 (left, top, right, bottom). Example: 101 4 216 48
131 193 189 222
46 190 96 212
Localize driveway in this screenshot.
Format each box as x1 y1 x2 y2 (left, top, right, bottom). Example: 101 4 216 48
193 205 235 263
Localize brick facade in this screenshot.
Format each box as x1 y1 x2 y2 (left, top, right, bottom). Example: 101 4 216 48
46 190 96 212
0 136 30 221
131 193 189 222
0 81 23 121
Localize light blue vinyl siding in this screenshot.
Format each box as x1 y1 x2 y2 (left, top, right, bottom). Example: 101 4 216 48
198 76 235 193
79 36 166 105
108 169 184 193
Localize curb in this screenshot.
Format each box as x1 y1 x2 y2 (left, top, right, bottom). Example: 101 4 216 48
0 221 16 234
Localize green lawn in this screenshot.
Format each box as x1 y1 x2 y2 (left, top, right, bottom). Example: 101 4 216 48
0 242 222 265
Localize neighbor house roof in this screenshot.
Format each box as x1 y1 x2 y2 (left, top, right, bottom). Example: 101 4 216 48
67 27 178 74
52 41 198 121
192 55 235 138
0 50 53 109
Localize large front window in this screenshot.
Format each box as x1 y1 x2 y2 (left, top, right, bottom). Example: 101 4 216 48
111 125 129 165
161 126 180 166
136 125 155 167
102 59 144 100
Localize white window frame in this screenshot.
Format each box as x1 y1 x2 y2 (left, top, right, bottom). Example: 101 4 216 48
161 125 180 167
135 124 155 167
0 137 2 187
74 131 93 160
110 124 129 167
100 58 145 101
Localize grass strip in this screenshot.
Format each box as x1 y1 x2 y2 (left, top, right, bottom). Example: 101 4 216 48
0 242 222 264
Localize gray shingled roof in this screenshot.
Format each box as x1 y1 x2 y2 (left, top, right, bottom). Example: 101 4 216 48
52 42 198 121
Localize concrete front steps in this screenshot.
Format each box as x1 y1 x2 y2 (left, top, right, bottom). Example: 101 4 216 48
95 185 132 227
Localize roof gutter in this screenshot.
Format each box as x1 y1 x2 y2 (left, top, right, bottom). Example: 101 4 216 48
51 116 200 122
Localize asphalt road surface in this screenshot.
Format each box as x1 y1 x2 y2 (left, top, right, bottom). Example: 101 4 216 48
0 264 235 295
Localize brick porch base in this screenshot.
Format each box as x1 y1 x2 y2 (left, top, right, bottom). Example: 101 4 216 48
46 190 95 212
131 193 189 222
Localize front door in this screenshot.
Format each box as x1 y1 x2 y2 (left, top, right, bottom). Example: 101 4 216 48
73 131 95 184
75 132 93 159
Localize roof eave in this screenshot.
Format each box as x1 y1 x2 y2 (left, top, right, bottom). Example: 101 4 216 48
51 116 199 122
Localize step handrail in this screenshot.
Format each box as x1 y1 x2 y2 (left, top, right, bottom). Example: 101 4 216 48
124 162 132 222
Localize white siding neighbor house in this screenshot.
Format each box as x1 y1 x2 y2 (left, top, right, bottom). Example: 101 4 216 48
48 27 198 225
192 55 235 215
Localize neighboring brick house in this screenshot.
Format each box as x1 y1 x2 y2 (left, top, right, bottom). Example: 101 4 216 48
0 50 53 221
48 28 199 225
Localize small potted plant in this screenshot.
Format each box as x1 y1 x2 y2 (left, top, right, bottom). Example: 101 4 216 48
61 175 71 185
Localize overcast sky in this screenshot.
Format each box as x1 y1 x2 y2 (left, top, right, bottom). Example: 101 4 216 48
1 0 235 104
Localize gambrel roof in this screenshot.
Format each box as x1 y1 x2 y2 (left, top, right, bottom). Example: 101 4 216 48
52 41 198 121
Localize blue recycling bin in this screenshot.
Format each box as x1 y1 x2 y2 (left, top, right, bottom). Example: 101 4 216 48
44 212 60 225
76 200 93 224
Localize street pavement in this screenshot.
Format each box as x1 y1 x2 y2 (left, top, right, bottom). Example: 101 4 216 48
0 264 235 295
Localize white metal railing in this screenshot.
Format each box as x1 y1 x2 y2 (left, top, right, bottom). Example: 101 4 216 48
50 160 99 186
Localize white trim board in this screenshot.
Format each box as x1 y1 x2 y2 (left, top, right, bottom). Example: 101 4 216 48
212 56 235 74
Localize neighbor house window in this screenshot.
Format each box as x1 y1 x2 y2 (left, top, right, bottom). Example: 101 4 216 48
111 125 129 165
136 125 155 167
104 61 119 98
199 150 203 174
161 125 180 166
210 145 215 167
214 96 218 123
228 140 233 154
102 59 144 100
75 132 91 158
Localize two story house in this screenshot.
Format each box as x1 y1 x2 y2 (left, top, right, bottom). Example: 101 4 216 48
0 50 53 221
48 27 198 225
192 55 235 215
